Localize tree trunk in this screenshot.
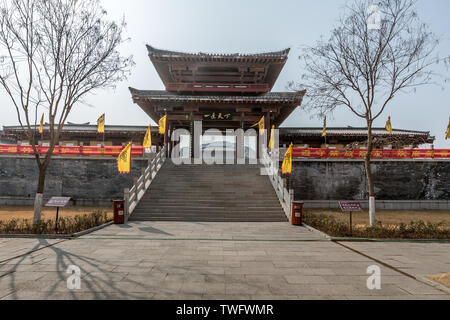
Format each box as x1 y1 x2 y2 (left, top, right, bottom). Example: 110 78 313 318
33 166 47 225
364 119 376 227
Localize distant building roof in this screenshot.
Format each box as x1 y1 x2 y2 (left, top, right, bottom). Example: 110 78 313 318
3 124 154 133
2 124 433 140
279 127 432 137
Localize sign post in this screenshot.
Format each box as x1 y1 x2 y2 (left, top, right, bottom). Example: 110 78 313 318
45 197 71 233
338 201 363 236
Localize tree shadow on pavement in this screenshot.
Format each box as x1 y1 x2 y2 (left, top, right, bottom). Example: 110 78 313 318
1 238 154 300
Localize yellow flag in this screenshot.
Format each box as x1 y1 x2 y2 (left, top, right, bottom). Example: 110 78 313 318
385 116 393 135
446 120 450 140
117 142 132 174
159 115 167 135
251 116 265 136
258 117 265 136
322 117 327 137
269 125 276 149
281 143 293 175
39 114 44 134
97 114 105 133
143 126 152 148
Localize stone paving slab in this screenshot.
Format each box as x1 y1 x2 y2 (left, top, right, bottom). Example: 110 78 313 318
340 242 450 292
340 242 450 278
83 222 324 240
0 222 448 300
0 238 62 263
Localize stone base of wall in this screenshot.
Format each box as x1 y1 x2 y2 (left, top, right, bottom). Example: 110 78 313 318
0 196 112 207
303 200 450 211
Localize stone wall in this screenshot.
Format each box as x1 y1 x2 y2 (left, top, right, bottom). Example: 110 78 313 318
0 156 148 203
0 156 448 206
287 160 450 201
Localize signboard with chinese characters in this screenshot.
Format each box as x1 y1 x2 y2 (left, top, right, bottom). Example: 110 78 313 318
45 197 72 208
339 201 363 212
203 112 232 121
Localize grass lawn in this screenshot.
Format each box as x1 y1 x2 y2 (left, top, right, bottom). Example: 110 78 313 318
0 206 113 222
305 209 450 229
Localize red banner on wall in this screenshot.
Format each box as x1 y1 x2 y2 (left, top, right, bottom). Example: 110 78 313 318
292 148 450 159
0 145 144 157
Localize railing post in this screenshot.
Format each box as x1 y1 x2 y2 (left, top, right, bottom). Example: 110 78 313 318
289 189 295 220
133 177 138 197
124 188 130 217
121 146 167 221
141 168 146 186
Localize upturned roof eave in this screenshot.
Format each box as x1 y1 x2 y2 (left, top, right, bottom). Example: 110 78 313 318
128 88 306 104
146 45 291 59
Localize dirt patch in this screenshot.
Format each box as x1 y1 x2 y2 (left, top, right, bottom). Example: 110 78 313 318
0 206 113 222
426 273 450 288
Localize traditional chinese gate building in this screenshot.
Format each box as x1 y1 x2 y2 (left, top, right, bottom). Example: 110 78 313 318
129 45 306 158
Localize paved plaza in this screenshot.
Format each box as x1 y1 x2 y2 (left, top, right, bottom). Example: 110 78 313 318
0 222 449 300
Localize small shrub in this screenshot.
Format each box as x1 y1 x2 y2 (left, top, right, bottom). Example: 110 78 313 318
303 211 450 240
0 210 112 235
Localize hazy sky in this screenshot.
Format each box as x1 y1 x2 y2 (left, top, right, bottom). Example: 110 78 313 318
1 0 449 147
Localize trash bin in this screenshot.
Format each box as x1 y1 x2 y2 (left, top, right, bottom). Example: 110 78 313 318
113 200 125 224
291 201 303 226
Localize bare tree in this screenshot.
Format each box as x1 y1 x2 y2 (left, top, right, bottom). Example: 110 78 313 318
0 0 133 224
291 0 439 227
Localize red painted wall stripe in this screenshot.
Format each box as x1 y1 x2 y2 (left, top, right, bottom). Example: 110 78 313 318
0 145 144 156
291 148 450 159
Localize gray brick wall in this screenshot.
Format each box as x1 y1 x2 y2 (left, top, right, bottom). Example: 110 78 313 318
286 160 450 201
0 156 147 201
1 157 448 203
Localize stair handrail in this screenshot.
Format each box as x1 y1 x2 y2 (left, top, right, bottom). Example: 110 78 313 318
124 146 166 221
260 146 294 221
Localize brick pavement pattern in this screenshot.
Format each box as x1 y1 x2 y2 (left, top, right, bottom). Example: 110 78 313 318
1 222 449 300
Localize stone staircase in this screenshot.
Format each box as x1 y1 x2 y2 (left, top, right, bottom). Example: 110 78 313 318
129 163 288 222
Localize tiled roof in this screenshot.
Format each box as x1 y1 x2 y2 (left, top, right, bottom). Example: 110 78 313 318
3 125 432 138
146 45 291 58
3 124 153 133
280 127 431 136
129 88 305 103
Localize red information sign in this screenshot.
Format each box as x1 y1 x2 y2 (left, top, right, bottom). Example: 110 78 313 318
339 201 362 212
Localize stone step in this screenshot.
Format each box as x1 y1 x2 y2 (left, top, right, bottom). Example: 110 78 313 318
135 206 280 214
130 217 287 222
129 163 286 222
140 197 279 201
131 212 287 218
138 200 281 205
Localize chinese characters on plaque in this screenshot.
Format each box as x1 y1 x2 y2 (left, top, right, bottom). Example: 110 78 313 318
203 113 232 121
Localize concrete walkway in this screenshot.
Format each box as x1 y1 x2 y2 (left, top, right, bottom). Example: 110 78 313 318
0 222 449 300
